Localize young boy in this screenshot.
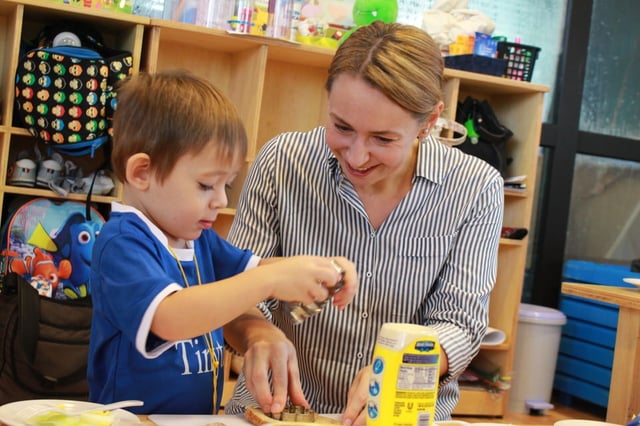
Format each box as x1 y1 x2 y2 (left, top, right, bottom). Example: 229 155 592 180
87 70 356 415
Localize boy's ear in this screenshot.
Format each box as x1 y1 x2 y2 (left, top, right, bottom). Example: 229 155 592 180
125 153 152 190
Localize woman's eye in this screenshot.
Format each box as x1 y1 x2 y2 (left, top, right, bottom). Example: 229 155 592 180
199 183 214 191
375 136 393 143
335 123 351 132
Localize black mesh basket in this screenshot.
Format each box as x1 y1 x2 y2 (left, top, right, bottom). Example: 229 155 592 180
497 41 541 82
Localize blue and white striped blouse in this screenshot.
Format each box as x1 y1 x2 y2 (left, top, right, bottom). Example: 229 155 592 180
225 126 504 420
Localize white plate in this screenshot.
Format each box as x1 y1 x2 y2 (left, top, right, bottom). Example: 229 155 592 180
623 277 640 287
554 420 622 426
0 400 141 426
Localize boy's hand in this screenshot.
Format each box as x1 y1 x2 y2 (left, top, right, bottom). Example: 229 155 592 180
328 256 357 310
267 256 357 307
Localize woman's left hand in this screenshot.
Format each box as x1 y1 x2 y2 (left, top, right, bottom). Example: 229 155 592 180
341 365 371 426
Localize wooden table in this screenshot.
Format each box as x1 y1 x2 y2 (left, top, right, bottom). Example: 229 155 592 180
562 282 640 425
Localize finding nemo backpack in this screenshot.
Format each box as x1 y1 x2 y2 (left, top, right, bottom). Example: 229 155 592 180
0 197 104 403
1 197 105 300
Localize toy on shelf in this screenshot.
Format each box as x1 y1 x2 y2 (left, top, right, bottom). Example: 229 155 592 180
338 0 397 45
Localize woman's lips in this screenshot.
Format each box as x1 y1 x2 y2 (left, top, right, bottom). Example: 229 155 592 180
346 162 375 178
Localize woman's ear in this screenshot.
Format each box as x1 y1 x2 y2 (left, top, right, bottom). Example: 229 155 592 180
125 153 152 190
418 101 444 139
422 101 445 135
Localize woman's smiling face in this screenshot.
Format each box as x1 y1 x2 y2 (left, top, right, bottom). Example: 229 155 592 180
325 74 424 191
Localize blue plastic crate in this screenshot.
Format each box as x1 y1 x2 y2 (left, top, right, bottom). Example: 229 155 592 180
559 336 614 368
554 260 640 408
563 260 640 286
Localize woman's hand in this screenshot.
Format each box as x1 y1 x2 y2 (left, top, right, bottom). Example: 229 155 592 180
242 332 308 415
341 365 372 426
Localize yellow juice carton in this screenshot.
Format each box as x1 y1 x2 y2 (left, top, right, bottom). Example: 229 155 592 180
367 323 441 426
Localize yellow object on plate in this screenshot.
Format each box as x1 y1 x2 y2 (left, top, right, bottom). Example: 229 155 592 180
28 409 114 426
0 399 141 426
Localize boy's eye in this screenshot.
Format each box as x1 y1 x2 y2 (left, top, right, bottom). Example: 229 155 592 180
225 184 232 191
199 183 214 191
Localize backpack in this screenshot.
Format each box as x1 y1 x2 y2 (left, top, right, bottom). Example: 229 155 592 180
1 197 105 300
0 272 92 404
13 22 133 157
454 96 513 176
0 197 103 403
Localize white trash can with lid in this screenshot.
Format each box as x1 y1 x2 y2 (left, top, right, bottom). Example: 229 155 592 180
508 303 567 414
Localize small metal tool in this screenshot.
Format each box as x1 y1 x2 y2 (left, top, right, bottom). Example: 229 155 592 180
284 260 345 325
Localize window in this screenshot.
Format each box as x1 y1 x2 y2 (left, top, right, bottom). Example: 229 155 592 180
579 0 640 140
566 154 640 262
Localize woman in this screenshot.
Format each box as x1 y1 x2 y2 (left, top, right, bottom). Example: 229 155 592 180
223 21 504 424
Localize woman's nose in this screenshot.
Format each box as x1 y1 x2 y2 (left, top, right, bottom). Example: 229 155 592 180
347 138 370 166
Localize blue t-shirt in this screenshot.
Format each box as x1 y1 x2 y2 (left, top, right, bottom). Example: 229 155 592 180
88 206 253 414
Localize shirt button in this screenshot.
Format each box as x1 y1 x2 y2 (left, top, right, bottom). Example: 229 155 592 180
370 232 375 238
357 353 363 359
361 312 368 319
366 272 372 278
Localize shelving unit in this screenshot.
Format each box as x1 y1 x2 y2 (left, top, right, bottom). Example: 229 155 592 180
0 0 548 416
0 0 146 218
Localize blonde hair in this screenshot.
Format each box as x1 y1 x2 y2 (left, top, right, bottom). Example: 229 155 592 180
326 21 444 122
111 69 247 183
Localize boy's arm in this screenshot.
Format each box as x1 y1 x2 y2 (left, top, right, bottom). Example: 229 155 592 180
224 311 308 415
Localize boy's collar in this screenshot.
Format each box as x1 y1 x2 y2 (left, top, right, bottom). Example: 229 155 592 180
111 202 194 258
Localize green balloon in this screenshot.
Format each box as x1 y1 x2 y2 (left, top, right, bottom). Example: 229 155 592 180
352 0 398 26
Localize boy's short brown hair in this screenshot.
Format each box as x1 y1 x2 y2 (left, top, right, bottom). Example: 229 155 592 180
111 69 248 183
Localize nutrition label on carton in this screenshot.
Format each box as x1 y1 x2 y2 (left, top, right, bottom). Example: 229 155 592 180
397 364 438 390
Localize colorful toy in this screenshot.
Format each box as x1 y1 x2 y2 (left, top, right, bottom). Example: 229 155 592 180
352 0 398 26
339 0 398 45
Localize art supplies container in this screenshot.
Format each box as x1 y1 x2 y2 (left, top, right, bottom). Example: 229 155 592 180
196 0 235 30
496 41 541 82
232 0 255 33
265 0 294 39
367 323 441 426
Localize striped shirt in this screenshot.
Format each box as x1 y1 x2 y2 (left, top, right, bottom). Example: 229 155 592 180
225 126 504 419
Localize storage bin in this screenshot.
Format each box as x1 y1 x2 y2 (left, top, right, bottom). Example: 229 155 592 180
444 54 507 77
496 41 540 82
554 260 640 408
508 303 566 414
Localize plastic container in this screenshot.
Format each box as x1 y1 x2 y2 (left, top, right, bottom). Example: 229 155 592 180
444 54 507 77
196 0 235 30
497 41 541 82
367 323 440 426
508 303 567 414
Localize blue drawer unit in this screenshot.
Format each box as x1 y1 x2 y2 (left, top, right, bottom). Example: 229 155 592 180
554 260 640 408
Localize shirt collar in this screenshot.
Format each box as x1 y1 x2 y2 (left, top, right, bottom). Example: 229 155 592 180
110 201 194 259
416 134 450 186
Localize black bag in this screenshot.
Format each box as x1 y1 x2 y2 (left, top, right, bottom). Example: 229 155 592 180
0 273 92 403
455 96 513 176
14 22 133 157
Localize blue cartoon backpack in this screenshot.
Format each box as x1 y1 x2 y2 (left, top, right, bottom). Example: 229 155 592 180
1 197 105 300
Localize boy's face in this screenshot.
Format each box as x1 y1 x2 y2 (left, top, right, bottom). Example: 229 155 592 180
144 141 240 247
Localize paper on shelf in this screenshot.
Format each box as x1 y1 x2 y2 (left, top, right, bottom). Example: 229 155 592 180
481 326 506 346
